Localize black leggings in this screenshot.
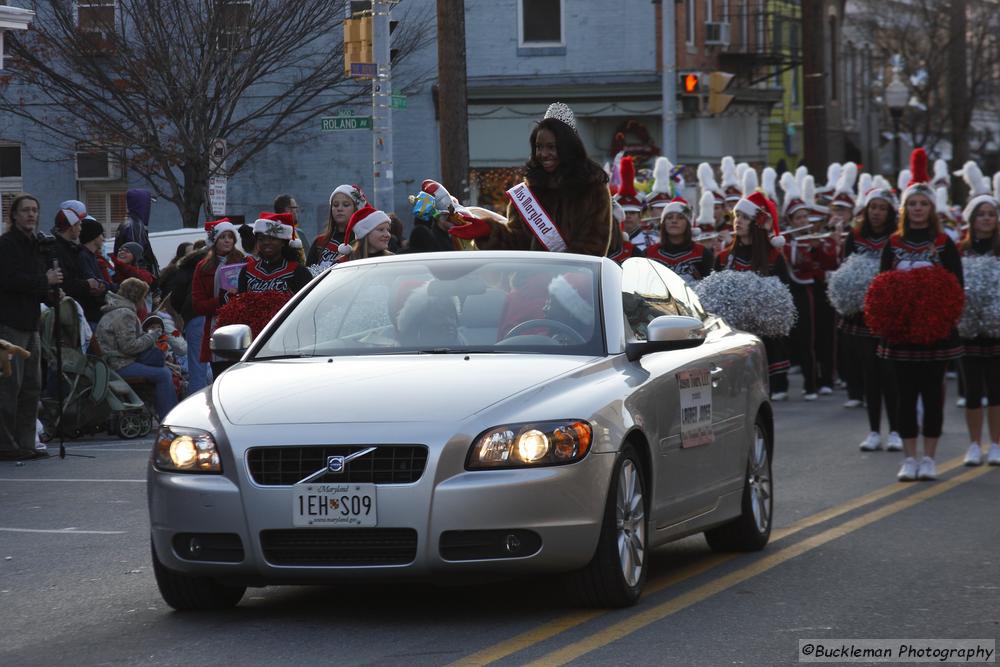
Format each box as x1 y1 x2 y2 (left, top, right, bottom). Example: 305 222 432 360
961 355 1000 408
892 360 947 439
857 336 898 433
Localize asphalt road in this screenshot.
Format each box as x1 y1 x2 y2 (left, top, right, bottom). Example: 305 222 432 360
2 373 998 667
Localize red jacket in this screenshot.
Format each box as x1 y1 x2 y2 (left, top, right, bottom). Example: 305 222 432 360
192 257 224 362
112 256 155 286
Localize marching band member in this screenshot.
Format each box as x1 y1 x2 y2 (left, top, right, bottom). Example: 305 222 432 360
606 200 637 264
450 102 612 256
720 156 741 214
878 149 964 481
843 184 902 452
697 162 726 233
716 190 791 399
957 167 1000 466
617 157 658 252
645 196 714 283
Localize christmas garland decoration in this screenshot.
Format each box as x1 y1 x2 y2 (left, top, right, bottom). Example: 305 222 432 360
958 255 1000 339
826 254 880 317
863 265 964 345
215 291 292 337
694 270 797 337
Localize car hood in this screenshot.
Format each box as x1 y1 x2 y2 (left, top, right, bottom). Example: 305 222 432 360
216 355 594 425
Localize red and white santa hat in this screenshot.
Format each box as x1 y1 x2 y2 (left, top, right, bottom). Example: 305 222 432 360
734 191 784 248
338 205 391 255
205 217 237 243
659 196 692 225
329 184 368 208
614 156 644 212
548 272 595 329
253 211 296 241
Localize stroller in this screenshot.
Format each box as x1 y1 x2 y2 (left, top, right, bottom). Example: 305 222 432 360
38 297 155 440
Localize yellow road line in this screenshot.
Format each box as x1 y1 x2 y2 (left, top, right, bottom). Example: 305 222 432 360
525 465 993 667
448 456 966 666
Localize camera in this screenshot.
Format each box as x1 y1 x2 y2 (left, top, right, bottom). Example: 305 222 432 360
35 230 57 253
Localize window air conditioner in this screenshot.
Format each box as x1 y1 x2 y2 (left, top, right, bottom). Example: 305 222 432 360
75 150 123 181
705 22 731 47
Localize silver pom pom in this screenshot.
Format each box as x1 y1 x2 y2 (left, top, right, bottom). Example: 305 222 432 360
543 102 577 131
695 271 797 337
958 255 1000 338
826 254 880 317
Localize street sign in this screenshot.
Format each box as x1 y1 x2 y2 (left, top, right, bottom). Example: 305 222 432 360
322 115 373 131
390 95 407 110
208 175 227 216
350 62 377 78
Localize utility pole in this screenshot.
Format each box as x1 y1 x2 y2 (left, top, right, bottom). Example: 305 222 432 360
371 0 394 211
801 0 828 174
948 0 968 202
661 0 677 160
436 0 470 202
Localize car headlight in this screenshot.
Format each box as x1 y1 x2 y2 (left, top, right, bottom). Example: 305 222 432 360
467 420 592 469
153 426 222 473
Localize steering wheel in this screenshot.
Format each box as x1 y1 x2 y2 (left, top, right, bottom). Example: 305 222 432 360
502 319 587 345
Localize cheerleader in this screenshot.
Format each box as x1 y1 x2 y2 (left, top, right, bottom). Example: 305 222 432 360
306 184 367 266
715 191 791 399
842 185 901 452
878 150 964 481
238 213 312 295
645 195 714 283
957 183 1000 466
335 206 395 264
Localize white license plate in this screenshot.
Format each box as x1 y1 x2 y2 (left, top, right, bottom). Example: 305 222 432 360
292 483 377 527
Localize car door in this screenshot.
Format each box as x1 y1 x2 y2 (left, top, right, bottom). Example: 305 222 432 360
620 259 728 524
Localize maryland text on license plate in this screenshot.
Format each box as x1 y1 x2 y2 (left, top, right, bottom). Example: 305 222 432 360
293 483 377 527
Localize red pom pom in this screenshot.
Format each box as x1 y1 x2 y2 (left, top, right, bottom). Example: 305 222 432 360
216 291 292 337
864 266 964 344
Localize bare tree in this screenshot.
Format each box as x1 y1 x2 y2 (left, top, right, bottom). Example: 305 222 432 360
0 0 430 226
851 0 1000 160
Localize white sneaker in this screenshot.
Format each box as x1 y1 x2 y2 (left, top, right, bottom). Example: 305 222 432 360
843 399 862 408
886 432 903 451
803 392 818 401
963 443 983 466
859 432 882 451
898 457 918 481
946 370 958 379
917 456 937 481
819 386 834 395
956 397 967 408
987 443 1000 466
771 392 788 402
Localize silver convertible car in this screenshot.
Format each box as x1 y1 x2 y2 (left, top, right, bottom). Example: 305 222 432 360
148 252 773 610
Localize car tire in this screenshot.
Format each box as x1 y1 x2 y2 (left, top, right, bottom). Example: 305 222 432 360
151 538 245 611
565 443 647 608
704 415 772 552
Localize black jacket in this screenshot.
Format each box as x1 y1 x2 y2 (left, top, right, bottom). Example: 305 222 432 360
165 248 208 324
53 235 97 320
405 222 454 254
0 229 52 331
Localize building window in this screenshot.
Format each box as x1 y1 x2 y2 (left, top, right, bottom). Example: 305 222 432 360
518 0 563 47
77 0 115 31
686 0 696 45
219 0 251 49
83 189 128 232
0 144 21 179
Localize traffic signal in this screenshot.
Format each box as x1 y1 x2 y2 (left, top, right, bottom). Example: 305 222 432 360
343 15 373 76
707 71 735 114
681 72 700 95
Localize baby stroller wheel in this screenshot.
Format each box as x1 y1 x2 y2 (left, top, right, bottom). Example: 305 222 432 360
117 412 151 439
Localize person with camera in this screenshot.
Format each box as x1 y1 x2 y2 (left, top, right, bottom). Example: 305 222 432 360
0 194 64 460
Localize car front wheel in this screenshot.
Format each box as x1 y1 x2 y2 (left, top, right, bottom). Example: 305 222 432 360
704 416 772 552
566 443 647 608
151 538 246 611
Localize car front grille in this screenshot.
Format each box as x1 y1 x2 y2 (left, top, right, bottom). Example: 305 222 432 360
260 528 418 566
247 445 428 485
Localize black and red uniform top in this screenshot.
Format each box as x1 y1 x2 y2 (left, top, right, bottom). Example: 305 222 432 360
715 243 789 282
238 256 312 295
645 241 714 283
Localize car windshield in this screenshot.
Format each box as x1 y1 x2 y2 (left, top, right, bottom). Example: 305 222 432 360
252 257 605 358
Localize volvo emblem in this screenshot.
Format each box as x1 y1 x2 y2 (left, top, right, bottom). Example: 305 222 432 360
327 456 345 473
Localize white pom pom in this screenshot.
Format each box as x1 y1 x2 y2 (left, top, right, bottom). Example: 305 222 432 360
290 238 303 249
695 271 797 337
826 254 880 317
337 243 352 256
770 235 786 249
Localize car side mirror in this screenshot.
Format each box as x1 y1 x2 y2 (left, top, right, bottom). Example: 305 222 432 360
210 324 252 360
625 315 705 361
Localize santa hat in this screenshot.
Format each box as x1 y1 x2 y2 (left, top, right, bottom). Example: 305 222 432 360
421 179 458 212
741 168 759 198
900 148 934 207
863 185 899 210
698 162 724 203
614 156 644 212
253 211 296 241
781 172 806 218
721 156 741 201
645 157 674 208
932 159 950 189
659 196 692 223
762 167 778 203
963 193 1000 225
54 200 87 229
205 217 237 243
338 205 391 255
696 191 716 225
329 184 367 208
830 162 858 209
734 191 784 248
548 272 594 328
818 163 842 193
